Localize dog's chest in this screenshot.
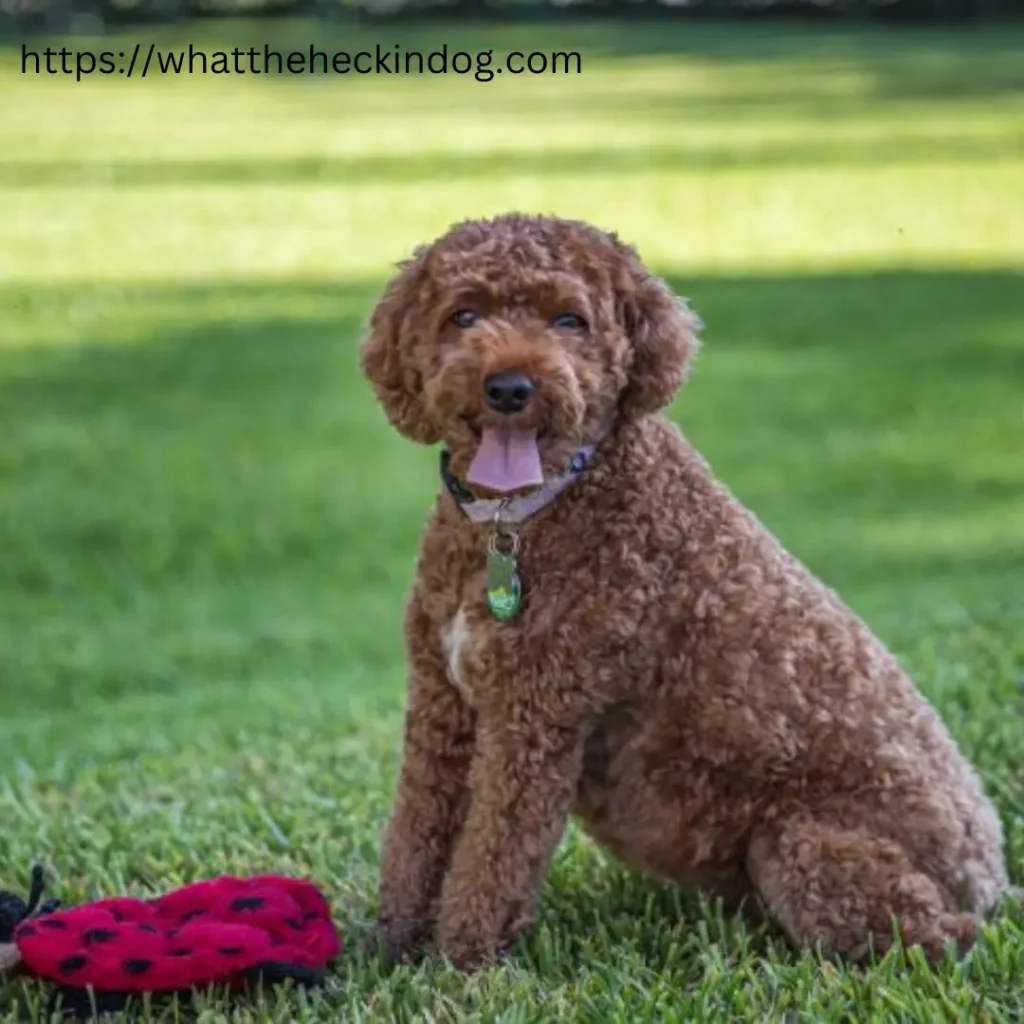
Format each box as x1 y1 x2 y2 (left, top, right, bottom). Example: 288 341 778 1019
439 598 524 707
441 605 478 705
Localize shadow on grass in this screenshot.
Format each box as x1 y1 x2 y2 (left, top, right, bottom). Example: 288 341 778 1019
0 265 1020 708
593 20 1024 97
1 265 1020 573
521 838 787 983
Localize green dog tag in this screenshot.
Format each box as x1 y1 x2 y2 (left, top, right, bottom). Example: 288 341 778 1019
486 546 522 622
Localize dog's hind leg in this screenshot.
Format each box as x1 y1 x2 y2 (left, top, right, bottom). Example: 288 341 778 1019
747 810 979 963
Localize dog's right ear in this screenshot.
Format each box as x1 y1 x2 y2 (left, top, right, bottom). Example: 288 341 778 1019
360 250 441 445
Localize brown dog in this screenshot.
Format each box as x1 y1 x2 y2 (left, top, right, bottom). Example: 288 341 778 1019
360 212 1010 971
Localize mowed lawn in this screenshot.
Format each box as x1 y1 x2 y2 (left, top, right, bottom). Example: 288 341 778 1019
1 19 1023 1021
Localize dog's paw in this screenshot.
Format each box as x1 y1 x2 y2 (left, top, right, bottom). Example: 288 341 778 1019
439 934 502 973
374 916 432 966
437 915 517 972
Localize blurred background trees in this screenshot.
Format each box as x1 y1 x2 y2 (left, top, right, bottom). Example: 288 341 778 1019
3 0 1021 42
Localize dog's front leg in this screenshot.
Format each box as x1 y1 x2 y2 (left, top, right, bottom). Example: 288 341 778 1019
376 599 476 962
436 709 583 971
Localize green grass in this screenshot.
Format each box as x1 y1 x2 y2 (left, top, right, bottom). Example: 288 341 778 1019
1 18 1023 1021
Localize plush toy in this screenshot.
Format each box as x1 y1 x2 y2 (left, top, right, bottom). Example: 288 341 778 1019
0 864 341 1018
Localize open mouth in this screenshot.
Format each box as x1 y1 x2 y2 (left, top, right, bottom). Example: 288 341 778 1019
459 417 548 494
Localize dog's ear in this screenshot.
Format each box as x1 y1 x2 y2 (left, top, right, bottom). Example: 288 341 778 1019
614 243 701 419
360 249 441 445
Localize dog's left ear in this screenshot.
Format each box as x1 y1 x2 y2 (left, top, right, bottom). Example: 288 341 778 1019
614 244 701 419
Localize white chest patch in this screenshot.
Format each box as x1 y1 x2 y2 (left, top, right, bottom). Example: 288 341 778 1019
441 606 474 703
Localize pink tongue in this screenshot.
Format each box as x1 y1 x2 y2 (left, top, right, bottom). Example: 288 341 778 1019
466 427 544 493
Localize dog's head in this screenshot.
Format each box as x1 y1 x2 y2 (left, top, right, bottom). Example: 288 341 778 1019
360 213 700 495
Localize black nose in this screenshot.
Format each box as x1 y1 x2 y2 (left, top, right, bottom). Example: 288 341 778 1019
483 371 535 414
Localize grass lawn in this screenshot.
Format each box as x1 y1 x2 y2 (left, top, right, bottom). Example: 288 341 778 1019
1 17 1023 1021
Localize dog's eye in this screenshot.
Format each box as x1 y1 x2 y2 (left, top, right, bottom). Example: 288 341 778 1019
552 313 587 331
452 309 479 329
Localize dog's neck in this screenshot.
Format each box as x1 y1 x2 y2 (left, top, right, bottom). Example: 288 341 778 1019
439 441 601 527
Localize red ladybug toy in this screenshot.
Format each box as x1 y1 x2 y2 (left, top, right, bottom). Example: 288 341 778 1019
0 864 341 1017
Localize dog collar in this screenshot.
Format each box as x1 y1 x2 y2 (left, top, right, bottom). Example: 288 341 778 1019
439 444 598 526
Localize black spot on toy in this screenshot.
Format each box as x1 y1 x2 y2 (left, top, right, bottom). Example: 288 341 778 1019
229 896 265 912
0 864 341 1019
58 955 88 975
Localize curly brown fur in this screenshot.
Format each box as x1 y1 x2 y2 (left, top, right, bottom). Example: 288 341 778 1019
361 212 1010 971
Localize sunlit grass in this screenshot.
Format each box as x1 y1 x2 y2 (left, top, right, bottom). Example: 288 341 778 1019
0 19 1022 1022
